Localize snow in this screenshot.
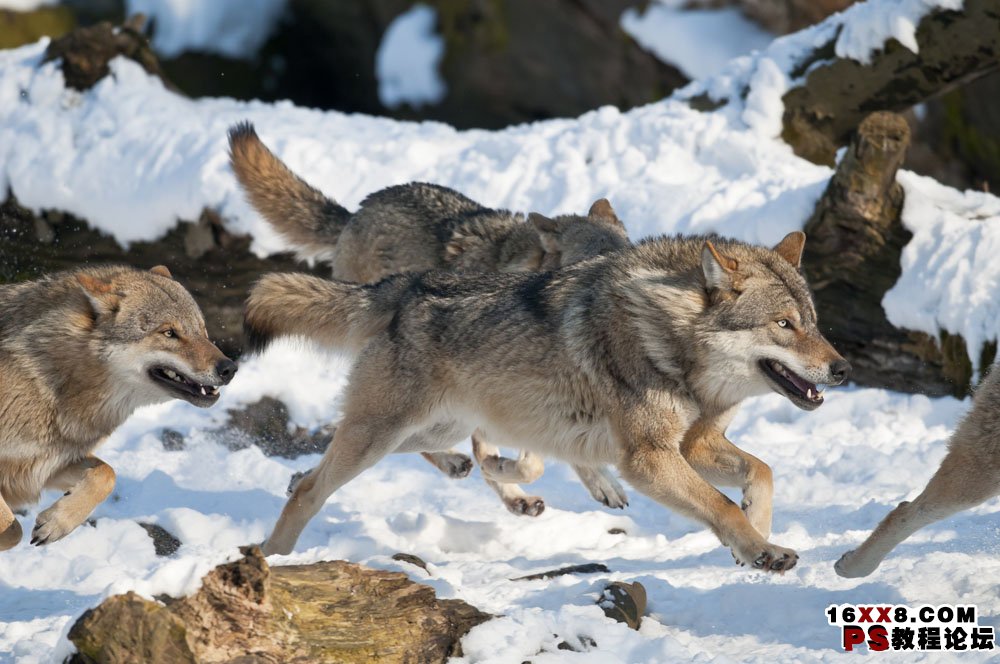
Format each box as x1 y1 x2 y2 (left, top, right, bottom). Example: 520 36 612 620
3 0 1000 658
0 0 56 10
835 0 964 64
124 0 287 59
882 171 1000 373
2 340 997 663
376 3 447 109
621 1 774 80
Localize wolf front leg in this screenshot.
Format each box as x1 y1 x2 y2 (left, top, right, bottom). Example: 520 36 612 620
680 416 773 538
472 432 545 516
617 414 796 573
263 417 405 555
32 455 116 546
835 442 1000 578
0 491 22 551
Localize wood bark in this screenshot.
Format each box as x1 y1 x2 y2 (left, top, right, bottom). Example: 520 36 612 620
67 546 491 664
802 112 989 397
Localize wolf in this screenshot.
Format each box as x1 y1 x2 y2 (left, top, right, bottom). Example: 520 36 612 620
0 266 237 550
245 231 850 569
835 365 1000 578
229 121 630 516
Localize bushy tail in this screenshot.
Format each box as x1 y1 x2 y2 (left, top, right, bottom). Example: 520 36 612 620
228 122 350 260
243 273 392 355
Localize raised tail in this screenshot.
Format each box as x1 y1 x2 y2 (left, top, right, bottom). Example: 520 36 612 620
228 122 350 260
243 273 393 356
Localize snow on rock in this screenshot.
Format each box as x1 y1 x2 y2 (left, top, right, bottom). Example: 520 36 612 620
124 0 287 59
376 3 447 109
835 0 964 64
0 0 57 10
620 1 774 81
883 171 1000 372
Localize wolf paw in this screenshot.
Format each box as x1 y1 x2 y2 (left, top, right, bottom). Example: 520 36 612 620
31 504 83 546
733 544 798 573
506 496 545 517
589 474 629 510
0 519 22 551
834 549 875 578
442 453 474 478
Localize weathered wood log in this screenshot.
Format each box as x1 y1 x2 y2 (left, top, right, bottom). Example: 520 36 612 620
781 0 1000 165
67 546 491 664
802 112 990 397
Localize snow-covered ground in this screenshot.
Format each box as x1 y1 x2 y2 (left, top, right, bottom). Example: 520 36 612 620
3 341 997 663
3 0 1000 660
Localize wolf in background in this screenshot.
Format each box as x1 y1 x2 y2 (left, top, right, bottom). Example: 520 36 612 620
245 231 850 568
836 364 1000 577
0 266 237 550
229 121 630 516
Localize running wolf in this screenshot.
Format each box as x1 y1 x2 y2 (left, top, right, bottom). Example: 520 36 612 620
229 121 630 515
836 365 1000 577
0 266 237 550
245 232 850 569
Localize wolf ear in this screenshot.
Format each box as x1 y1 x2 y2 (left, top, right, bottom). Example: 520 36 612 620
76 274 121 317
149 265 173 279
529 213 562 253
701 240 739 291
588 198 624 229
772 231 806 269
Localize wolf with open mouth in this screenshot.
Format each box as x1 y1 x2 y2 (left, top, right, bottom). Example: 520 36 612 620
246 231 849 570
0 265 237 551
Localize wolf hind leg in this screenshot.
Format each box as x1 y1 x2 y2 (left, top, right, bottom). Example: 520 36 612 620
836 446 1000 578
32 455 116 546
472 432 544 516
0 491 22 551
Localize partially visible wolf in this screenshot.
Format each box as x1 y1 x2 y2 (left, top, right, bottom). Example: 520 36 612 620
229 122 630 516
245 232 850 568
0 266 237 550
836 366 1000 578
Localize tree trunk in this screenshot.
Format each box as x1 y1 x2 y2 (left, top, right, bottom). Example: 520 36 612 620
801 112 989 397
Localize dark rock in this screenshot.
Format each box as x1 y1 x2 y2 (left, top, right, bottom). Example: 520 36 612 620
511 562 609 581
277 0 685 130
160 429 185 452
607 527 626 535
219 397 332 458
138 523 182 557
67 546 492 663
598 581 646 630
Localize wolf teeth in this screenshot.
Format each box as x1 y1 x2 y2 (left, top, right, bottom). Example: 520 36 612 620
165 369 177 379
200 387 207 396
807 388 813 399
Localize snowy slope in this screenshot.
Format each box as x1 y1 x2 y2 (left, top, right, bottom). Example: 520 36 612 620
3 0 1000 660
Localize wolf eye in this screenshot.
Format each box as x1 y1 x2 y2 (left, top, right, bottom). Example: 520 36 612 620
163 329 177 339
776 319 791 329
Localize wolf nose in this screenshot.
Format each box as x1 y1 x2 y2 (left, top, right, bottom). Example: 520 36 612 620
216 358 238 384
830 359 852 384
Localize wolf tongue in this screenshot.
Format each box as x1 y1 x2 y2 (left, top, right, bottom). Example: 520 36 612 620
784 368 816 395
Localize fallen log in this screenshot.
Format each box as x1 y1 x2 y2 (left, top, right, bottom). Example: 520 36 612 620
67 546 491 664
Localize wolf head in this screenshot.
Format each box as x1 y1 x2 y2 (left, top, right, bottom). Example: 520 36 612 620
76 266 237 409
696 232 849 410
530 198 630 269
628 232 849 411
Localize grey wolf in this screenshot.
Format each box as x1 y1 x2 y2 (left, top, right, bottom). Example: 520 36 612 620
245 231 850 569
229 121 630 516
835 365 1000 577
0 266 236 550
